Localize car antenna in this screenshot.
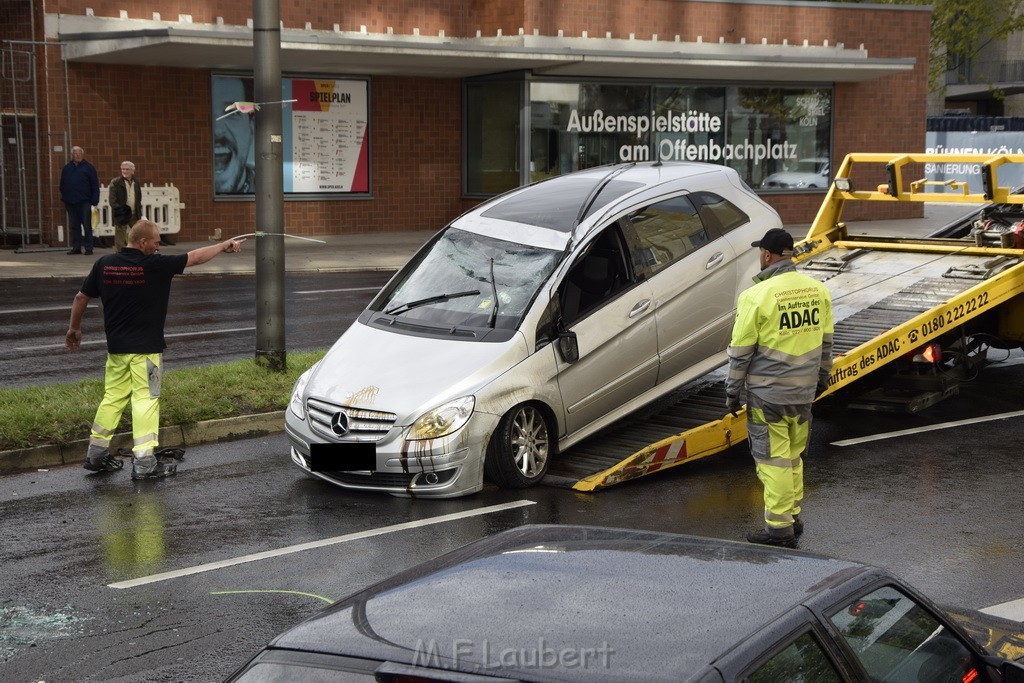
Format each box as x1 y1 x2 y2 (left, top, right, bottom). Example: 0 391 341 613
568 164 635 250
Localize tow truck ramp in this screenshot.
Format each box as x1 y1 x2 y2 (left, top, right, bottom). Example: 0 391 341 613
546 153 1024 492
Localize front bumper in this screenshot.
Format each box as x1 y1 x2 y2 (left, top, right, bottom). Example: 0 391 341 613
284 411 494 498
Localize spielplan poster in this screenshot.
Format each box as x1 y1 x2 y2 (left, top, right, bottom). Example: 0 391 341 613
286 79 369 193
211 75 369 197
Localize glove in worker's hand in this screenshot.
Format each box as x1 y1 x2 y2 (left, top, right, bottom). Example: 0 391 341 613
725 394 741 417
816 378 830 397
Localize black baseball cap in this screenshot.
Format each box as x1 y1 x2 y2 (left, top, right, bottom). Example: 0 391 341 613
752 228 794 255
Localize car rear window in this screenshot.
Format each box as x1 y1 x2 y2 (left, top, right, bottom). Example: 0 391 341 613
482 177 644 231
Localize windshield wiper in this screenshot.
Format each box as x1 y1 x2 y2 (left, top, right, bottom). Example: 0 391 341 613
487 258 499 328
384 290 480 316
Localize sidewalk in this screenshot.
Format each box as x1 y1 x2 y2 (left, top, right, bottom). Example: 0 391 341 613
1 229 437 280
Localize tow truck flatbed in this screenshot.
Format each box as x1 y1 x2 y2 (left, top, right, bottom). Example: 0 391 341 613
546 153 1024 491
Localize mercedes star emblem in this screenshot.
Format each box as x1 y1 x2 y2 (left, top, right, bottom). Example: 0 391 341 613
331 411 350 436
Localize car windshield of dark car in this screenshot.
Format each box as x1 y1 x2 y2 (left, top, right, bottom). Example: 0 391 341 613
375 227 560 330
828 585 982 683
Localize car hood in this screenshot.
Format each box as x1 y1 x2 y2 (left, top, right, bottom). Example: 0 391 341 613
305 320 529 425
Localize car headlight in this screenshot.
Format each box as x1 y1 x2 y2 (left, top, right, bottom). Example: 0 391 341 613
288 367 315 420
408 396 475 440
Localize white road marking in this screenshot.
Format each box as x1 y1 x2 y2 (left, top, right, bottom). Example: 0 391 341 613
981 597 1024 622
0 304 98 315
293 286 381 295
108 500 536 589
17 327 257 351
830 410 1024 447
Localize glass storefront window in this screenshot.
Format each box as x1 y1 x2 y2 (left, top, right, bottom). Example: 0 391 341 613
465 77 832 197
465 80 522 195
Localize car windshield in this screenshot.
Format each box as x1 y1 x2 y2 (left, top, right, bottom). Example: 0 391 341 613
374 227 561 330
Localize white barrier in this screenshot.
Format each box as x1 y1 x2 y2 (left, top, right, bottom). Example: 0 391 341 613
92 183 185 237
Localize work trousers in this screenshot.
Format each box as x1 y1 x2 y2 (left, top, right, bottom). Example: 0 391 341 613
89 353 162 473
746 394 812 530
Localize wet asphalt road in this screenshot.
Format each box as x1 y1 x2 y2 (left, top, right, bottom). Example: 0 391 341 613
2 269 1023 680
1 352 1023 681
0 271 395 387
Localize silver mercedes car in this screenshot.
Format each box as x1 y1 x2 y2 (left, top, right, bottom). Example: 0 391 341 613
285 162 782 497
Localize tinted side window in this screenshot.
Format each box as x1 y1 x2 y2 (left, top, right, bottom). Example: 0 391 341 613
628 195 709 276
691 191 750 235
828 586 983 683
746 631 841 683
559 226 632 326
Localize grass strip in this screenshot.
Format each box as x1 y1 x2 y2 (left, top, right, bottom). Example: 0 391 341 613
0 350 325 451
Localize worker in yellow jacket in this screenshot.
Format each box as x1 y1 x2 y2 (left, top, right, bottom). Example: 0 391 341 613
726 227 833 548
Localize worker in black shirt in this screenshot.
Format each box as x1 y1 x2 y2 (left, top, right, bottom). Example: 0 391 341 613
65 219 246 479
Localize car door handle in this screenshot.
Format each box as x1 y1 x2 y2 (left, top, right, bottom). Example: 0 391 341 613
628 299 651 318
705 252 725 270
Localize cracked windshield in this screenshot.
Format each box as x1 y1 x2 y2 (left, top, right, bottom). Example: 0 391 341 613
377 227 561 330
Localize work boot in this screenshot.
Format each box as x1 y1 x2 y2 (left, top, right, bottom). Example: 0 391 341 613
83 454 124 472
131 462 177 480
83 444 123 473
747 526 797 549
794 515 804 537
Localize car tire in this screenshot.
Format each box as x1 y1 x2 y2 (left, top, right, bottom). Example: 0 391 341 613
484 403 551 488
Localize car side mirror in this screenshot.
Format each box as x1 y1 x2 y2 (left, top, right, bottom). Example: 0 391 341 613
557 330 579 363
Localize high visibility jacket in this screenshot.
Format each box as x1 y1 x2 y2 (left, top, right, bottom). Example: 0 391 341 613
726 259 833 405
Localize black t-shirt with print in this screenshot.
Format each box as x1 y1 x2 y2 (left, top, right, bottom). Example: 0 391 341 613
81 248 189 353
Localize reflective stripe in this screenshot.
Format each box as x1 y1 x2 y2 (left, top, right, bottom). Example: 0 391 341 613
747 374 817 387
91 423 114 437
756 343 827 367
727 344 755 357
89 435 111 447
134 433 159 447
753 454 801 468
765 509 795 524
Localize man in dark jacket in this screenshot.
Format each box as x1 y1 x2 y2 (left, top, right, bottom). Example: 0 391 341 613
108 160 143 252
59 145 100 255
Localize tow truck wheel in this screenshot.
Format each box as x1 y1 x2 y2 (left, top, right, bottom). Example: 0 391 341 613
485 403 551 488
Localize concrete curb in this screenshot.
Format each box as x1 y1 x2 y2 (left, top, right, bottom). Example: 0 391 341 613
0 411 285 474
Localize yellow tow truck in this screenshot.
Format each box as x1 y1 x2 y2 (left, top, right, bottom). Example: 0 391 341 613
545 153 1024 492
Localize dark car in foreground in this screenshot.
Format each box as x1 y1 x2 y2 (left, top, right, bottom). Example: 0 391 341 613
226 525 1024 682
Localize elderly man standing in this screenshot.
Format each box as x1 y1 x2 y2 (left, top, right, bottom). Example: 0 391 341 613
725 228 833 548
59 145 100 255
108 160 143 252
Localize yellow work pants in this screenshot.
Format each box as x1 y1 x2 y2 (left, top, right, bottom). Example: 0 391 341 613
89 353 162 461
747 402 809 530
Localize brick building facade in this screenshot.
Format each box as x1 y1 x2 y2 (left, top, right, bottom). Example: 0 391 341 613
1 0 930 245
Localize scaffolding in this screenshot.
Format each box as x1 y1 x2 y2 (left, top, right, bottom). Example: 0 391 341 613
2 0 66 248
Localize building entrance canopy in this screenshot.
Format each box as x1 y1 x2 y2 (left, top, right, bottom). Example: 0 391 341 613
51 15 913 83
